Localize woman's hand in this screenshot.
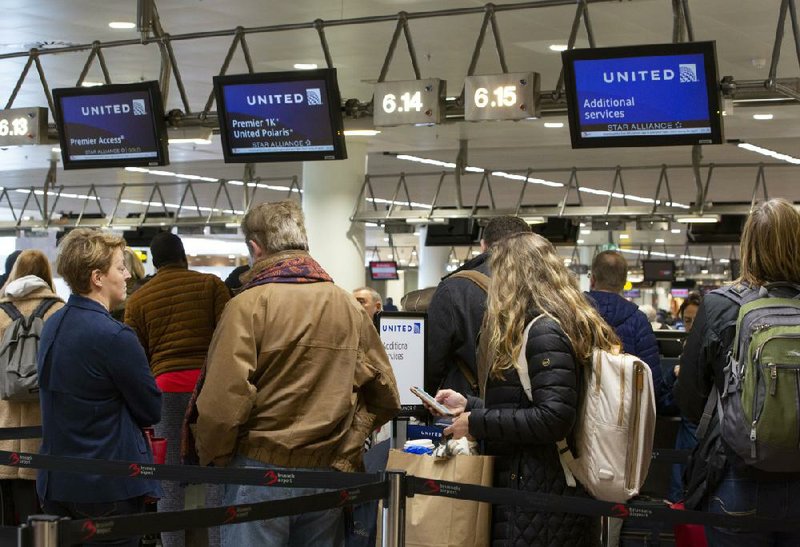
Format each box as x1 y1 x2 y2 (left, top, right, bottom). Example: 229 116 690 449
443 412 473 440
434 389 467 416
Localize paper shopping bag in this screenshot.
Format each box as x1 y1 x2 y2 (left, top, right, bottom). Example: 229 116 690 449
384 449 493 547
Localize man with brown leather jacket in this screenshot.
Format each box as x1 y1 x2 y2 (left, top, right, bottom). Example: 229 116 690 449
196 201 400 547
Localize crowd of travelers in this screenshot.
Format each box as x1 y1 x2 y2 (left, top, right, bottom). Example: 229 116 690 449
0 198 794 546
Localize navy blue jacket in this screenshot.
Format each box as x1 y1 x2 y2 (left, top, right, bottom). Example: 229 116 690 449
587 290 674 414
37 295 162 503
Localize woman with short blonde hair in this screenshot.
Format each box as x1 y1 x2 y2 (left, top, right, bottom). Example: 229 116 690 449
37 229 162 545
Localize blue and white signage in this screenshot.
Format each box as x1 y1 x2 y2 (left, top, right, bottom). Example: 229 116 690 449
379 313 426 407
220 80 335 154
59 91 161 160
574 53 710 137
563 42 723 148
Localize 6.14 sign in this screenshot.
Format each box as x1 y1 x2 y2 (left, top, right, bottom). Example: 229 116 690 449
373 79 446 127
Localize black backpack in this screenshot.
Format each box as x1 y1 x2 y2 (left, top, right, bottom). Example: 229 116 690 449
0 299 59 402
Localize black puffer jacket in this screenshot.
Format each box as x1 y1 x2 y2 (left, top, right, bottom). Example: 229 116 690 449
425 253 490 395
468 315 598 547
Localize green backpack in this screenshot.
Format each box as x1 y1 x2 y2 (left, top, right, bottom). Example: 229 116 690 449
719 282 800 472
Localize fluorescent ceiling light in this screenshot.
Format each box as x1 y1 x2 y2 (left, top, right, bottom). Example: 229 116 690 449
344 129 381 136
655 238 665 243
737 142 800 165
544 122 564 128
619 234 629 239
576 239 585 244
676 214 721 224
752 113 773 120
522 216 546 225
109 21 136 29
549 44 568 52
168 138 212 145
293 63 318 70
81 81 104 87
671 228 681 234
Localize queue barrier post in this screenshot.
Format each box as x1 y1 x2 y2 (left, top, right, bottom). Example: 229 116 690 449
28 515 60 547
382 470 406 547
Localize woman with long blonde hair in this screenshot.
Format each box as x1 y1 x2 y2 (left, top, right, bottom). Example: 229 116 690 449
437 232 619 546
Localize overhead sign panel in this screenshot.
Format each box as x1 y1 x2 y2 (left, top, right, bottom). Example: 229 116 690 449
53 81 169 170
464 72 540 121
0 107 48 146
373 79 445 127
562 41 723 148
214 69 347 163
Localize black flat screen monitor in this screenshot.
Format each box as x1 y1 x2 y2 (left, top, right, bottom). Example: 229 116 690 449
53 81 169 170
214 69 347 163
562 41 723 148
424 219 480 246
643 260 676 282
369 261 399 281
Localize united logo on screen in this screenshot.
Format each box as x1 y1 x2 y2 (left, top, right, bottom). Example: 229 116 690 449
306 88 322 105
679 64 698 83
132 99 147 115
414 322 421 334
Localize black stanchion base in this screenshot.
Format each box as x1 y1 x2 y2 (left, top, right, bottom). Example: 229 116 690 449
140 502 160 547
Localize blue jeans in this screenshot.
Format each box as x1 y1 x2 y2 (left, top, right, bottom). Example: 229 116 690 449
706 466 800 546
670 418 698 502
221 456 344 547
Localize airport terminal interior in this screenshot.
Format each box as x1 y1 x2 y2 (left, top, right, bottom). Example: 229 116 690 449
0 0 797 305
0 0 799 544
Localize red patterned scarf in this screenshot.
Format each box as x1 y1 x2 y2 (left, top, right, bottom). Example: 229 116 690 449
241 254 333 290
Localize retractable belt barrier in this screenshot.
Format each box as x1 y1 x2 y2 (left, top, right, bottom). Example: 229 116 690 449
0 450 377 490
406 475 800 533
0 426 41 441
0 433 795 545
59 481 388 545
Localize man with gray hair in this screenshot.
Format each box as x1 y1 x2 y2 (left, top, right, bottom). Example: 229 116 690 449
195 201 400 546
353 286 382 326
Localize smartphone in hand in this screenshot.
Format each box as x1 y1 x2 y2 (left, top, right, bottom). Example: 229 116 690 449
410 386 455 416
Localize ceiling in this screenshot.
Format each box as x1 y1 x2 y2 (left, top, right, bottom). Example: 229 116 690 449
0 0 798 267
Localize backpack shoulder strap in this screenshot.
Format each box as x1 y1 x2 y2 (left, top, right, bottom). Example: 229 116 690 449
718 283 759 307
31 298 59 320
451 270 490 293
515 315 545 402
0 302 22 322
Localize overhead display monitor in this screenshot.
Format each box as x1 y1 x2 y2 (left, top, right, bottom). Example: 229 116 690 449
369 260 400 281
53 81 169 170
562 41 723 148
642 259 676 282
214 68 347 163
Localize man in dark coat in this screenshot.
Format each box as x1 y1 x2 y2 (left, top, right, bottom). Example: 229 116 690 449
587 251 674 414
425 216 530 395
